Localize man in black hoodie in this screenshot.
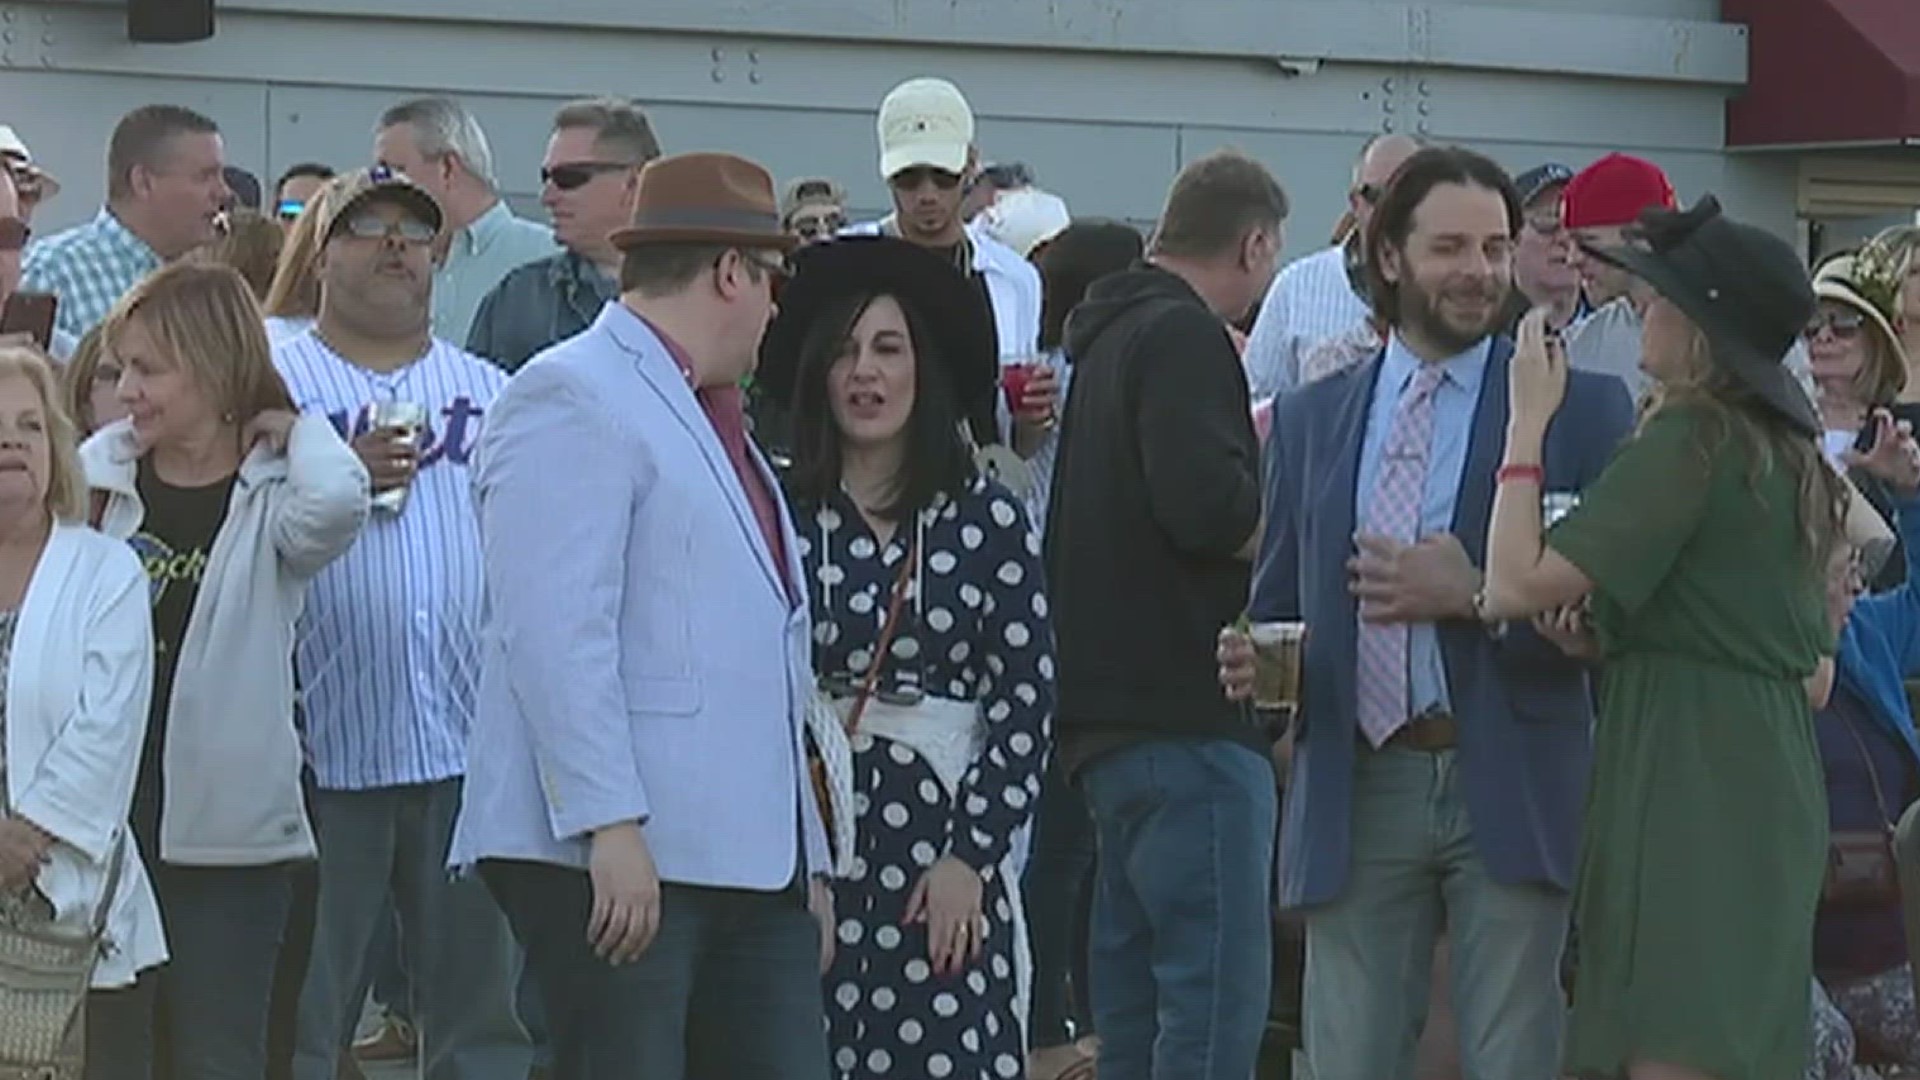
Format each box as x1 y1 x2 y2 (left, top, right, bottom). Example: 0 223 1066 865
1044 149 1285 1080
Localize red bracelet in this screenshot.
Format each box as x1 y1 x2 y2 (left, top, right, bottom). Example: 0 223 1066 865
1497 464 1545 486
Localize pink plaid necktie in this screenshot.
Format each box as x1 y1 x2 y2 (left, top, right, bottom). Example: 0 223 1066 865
1356 363 1446 748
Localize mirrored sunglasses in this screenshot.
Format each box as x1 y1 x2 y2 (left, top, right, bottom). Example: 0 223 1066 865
1803 311 1866 341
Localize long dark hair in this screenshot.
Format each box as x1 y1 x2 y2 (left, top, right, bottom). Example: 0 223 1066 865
786 290 976 521
1361 146 1521 328
1038 219 1144 351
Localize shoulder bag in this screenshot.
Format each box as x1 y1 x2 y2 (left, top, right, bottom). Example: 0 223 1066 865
0 829 126 1080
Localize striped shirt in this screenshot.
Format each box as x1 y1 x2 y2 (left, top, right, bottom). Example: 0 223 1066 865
274 331 506 791
21 208 162 341
1242 244 1372 399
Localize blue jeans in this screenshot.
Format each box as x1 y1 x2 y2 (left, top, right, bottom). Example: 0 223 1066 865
1302 747 1569 1080
1024 752 1098 1049
1080 739 1278 1080
150 862 297 1079
481 861 830 1080
292 781 531 1080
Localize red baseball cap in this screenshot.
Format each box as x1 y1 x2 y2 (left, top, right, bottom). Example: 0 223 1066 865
1563 153 1677 230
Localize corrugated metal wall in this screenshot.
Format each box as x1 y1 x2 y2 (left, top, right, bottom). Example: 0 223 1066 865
0 0 1799 250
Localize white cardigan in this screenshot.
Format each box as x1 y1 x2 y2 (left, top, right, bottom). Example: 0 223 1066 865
79 415 370 865
7 522 167 987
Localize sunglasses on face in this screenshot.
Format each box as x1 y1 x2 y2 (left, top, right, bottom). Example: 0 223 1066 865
0 217 28 253
336 213 436 243
1354 183 1384 207
541 162 631 191
889 167 964 192
1804 311 1866 341
276 199 305 221
790 212 846 241
739 250 795 280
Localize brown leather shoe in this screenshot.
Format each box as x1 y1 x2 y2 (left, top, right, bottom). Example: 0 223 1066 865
350 1015 417 1063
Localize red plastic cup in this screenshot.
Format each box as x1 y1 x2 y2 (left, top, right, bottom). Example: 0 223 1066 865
1001 362 1038 416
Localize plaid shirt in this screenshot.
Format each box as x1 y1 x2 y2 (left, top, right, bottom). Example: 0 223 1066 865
21 209 161 340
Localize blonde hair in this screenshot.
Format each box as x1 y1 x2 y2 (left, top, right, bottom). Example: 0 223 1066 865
0 345 88 522
58 325 110 434
196 209 285 301
1871 225 1920 282
263 174 346 319
103 262 295 428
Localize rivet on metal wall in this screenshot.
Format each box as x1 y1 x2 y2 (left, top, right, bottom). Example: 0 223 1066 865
748 70 761 84
1417 121 1431 135
711 47 724 61
1417 100 1430 115
1383 118 1396 133
747 48 759 63
1383 78 1396 93
2 29 15 43
1418 79 1430 95
711 68 725 83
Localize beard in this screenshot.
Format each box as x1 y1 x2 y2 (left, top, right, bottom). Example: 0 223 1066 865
1398 271 1508 355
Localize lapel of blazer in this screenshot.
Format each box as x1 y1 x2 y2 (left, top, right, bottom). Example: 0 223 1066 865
1314 353 1380 718
608 313 788 606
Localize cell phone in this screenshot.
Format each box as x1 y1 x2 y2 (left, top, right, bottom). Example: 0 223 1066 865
0 292 57 350
1853 403 1920 452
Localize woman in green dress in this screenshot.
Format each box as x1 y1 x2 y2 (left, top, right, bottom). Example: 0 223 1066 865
1479 196 1850 1080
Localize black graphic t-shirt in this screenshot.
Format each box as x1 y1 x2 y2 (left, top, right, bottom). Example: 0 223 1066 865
127 456 234 858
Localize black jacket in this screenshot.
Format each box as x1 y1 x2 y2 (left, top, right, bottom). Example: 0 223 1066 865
1044 266 1264 774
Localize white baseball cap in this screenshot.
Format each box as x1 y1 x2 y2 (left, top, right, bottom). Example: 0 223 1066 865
978 187 1071 257
0 125 60 200
877 78 974 180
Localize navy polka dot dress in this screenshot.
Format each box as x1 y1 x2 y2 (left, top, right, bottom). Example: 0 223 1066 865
794 478 1054 1080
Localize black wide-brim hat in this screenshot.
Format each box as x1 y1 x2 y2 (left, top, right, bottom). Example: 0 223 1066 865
1581 195 1820 437
756 235 997 409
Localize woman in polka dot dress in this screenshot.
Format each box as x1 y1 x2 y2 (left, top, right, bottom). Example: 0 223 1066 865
759 237 1054 1080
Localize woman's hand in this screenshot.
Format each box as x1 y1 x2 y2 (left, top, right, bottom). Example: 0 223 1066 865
1841 408 1920 498
0 817 52 893
1510 307 1570 431
1531 601 1599 661
903 855 985 977
243 409 300 455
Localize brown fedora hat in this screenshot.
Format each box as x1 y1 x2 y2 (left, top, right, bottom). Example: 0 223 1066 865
610 152 798 253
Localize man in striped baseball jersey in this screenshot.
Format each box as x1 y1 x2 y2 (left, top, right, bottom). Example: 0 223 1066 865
273 167 530 1080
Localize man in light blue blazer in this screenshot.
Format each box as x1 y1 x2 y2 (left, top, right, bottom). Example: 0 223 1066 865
1236 147 1635 1080
449 152 833 1080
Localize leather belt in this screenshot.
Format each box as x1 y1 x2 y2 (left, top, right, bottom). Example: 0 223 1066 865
1370 708 1457 753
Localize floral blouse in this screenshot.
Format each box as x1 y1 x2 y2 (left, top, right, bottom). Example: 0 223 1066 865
793 478 1055 871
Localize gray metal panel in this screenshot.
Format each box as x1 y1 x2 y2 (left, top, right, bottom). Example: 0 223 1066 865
206 0 1748 84
1417 69 1727 151
0 69 269 225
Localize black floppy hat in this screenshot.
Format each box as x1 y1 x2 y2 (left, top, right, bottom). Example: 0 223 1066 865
756 236 997 410
1581 196 1819 437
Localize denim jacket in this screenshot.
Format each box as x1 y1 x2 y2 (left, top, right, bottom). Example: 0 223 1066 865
465 251 618 373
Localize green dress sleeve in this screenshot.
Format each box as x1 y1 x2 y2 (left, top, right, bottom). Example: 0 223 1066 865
1548 403 1715 615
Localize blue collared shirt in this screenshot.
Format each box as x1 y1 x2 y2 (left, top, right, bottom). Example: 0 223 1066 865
21 208 163 340
431 201 559 346
1354 332 1489 717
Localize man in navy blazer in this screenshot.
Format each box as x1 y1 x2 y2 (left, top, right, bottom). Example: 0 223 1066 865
1241 148 1634 1080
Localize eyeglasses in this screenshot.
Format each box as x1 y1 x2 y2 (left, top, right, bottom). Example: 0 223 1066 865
790 211 846 242
889 167 964 192
336 212 437 244
0 217 28 254
1525 213 1566 237
1354 183 1384 206
1804 311 1866 341
541 162 632 191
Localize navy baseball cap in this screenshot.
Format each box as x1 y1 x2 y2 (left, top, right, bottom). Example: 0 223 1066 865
1514 163 1574 207
223 166 263 210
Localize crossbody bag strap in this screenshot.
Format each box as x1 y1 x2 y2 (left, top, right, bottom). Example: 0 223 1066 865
842 527 920 737
1839 710 1898 836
